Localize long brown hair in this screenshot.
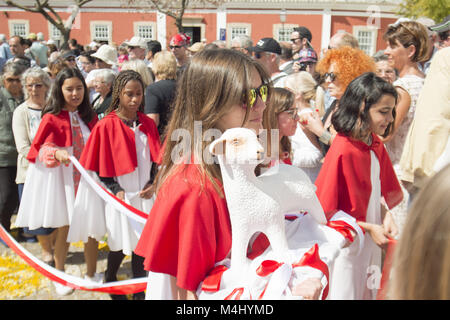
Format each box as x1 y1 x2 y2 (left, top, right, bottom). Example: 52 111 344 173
154 48 271 195
265 87 295 160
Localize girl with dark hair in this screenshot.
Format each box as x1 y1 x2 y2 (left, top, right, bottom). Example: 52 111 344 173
15 67 98 296
315 72 403 300
68 70 161 300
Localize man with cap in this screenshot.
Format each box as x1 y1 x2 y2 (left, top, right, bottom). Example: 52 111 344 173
169 33 191 71
290 26 313 59
124 36 149 63
61 50 78 69
293 47 318 77
250 37 287 87
431 15 450 49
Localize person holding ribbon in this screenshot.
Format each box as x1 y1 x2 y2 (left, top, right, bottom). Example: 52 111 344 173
315 72 404 300
14 67 98 296
134 49 357 300
68 70 161 300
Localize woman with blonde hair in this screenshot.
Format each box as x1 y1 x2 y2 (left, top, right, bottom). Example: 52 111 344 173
388 163 450 300
382 19 430 233
145 50 177 136
121 59 153 87
284 71 324 182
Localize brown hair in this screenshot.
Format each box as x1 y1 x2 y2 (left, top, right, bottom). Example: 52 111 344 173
266 87 295 160
154 49 271 195
388 164 450 299
383 21 430 63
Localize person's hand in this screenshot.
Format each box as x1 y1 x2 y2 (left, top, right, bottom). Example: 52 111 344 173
139 184 155 199
367 224 389 249
292 278 323 300
383 211 398 239
116 191 125 201
298 110 324 137
54 149 71 165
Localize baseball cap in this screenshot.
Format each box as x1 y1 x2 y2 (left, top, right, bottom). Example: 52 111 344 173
293 26 312 42
430 15 450 33
124 36 148 49
62 50 77 60
249 38 282 55
27 33 37 40
170 33 191 47
297 48 318 63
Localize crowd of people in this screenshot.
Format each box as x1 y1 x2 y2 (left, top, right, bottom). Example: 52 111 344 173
0 13 449 300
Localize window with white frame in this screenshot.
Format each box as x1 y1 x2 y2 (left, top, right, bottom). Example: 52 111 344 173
227 23 251 44
353 26 377 56
134 22 156 40
90 21 112 42
50 24 62 40
9 20 29 37
273 24 297 42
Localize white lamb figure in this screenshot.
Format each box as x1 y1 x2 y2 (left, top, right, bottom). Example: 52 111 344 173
209 128 327 276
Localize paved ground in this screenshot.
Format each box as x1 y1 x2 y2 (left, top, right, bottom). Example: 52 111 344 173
0 225 136 300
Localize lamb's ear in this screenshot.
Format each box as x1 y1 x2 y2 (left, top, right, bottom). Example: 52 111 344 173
209 138 226 156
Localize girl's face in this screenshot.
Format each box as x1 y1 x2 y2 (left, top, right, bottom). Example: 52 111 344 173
384 40 413 70
277 105 298 138
25 76 48 102
368 94 396 136
325 63 345 99
216 68 266 133
119 80 143 115
62 77 85 111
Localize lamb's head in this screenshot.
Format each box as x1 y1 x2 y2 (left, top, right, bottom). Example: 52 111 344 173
209 128 264 165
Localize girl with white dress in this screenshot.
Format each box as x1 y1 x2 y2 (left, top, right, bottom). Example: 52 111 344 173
315 72 403 299
15 68 98 295
68 70 161 300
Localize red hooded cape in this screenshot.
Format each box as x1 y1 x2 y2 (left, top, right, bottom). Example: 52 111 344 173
315 133 403 222
27 110 98 163
134 164 232 291
79 111 161 177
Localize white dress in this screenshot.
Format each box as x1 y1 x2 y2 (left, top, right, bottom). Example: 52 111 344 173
68 124 153 256
15 111 91 230
327 151 381 300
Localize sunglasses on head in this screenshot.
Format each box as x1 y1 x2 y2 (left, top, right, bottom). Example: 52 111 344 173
246 84 268 109
324 72 337 82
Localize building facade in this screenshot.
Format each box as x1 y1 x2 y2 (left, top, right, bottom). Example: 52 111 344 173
0 0 402 55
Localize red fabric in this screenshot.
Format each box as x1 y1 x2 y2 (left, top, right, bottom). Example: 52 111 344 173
27 111 98 163
326 220 355 243
79 111 161 177
201 265 228 292
292 243 330 300
315 133 403 222
377 239 397 300
134 164 232 292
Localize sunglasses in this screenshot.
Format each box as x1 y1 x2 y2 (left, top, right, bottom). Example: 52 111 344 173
169 45 182 49
65 57 75 62
246 84 268 109
290 38 302 43
324 72 338 82
284 108 299 120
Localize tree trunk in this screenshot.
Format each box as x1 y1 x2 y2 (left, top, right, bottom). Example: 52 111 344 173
175 17 184 33
60 30 71 50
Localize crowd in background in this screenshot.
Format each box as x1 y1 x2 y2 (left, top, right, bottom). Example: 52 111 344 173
0 13 449 300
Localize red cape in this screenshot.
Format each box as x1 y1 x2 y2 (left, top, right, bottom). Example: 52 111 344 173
134 164 232 291
315 133 403 222
79 111 161 177
27 110 98 163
